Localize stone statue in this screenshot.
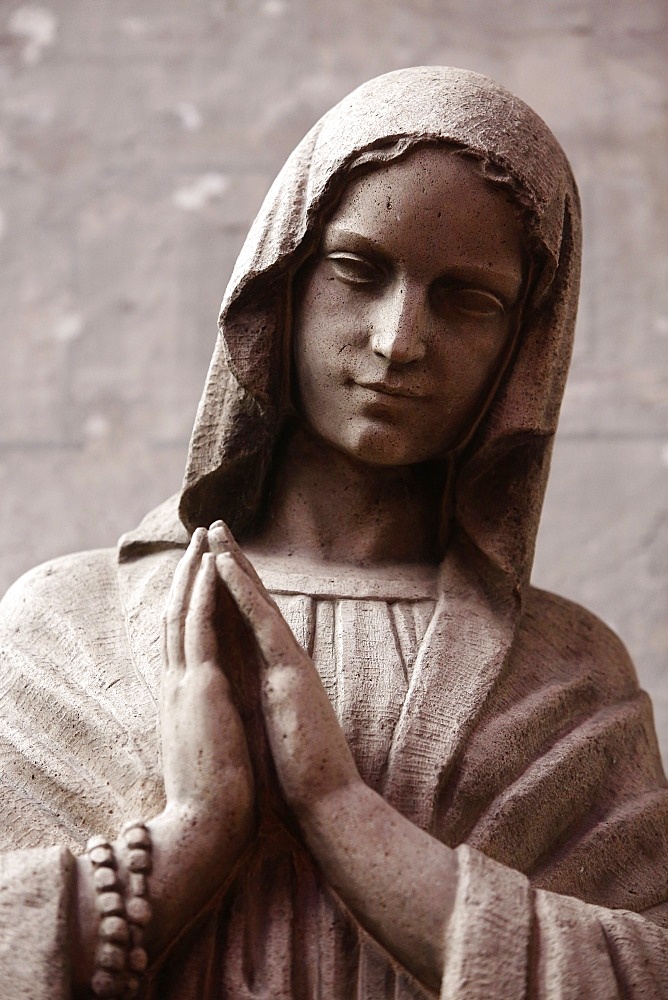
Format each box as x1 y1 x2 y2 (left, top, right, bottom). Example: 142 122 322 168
0 66 667 999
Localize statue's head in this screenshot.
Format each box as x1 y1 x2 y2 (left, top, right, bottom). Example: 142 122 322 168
180 67 580 587
292 145 527 468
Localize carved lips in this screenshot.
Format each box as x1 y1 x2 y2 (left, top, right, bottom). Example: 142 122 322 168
354 378 428 400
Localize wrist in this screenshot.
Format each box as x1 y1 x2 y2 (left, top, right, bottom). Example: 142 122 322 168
293 774 367 841
72 825 154 999
150 798 253 882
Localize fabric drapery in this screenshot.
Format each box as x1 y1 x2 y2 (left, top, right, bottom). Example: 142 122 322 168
0 532 667 997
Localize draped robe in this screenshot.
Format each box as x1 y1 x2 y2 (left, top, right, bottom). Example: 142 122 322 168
1 497 667 998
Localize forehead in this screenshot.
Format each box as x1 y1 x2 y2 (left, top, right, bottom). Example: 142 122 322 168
324 147 525 280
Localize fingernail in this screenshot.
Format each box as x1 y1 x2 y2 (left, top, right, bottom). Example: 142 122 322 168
210 523 231 540
209 519 224 529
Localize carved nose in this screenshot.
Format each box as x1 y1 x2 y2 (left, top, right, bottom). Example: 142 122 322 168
369 284 428 364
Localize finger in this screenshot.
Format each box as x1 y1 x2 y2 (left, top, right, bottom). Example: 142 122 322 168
164 527 208 671
184 552 221 668
216 553 303 668
209 523 279 610
208 523 264 587
216 553 356 795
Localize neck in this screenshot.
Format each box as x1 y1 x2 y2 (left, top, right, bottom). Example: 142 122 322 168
245 425 444 567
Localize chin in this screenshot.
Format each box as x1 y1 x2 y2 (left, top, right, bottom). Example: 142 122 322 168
334 423 444 468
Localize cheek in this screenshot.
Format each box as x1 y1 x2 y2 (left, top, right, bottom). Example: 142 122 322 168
293 289 361 407
430 320 515 426
293 315 346 426
463 340 509 396
293 324 318 417
448 312 515 376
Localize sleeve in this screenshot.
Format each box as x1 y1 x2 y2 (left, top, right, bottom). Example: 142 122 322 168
0 553 160 998
441 846 668 1000
0 845 75 999
0 551 163 855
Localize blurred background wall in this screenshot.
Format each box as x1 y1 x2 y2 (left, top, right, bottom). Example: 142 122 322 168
1 0 666 761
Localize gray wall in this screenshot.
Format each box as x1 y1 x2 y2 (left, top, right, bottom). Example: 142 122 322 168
1 0 666 762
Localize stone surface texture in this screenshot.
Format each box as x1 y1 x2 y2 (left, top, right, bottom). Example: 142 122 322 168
0 0 666 762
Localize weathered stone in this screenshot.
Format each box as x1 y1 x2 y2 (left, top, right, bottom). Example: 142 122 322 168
1 4 665 771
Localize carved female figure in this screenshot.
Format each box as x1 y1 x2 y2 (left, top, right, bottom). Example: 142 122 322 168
0 67 666 998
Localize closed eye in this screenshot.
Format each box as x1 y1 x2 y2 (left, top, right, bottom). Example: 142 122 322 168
432 284 507 318
326 252 386 287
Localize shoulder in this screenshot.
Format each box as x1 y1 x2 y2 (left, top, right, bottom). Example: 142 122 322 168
0 548 167 845
515 584 639 699
0 548 120 636
0 548 128 703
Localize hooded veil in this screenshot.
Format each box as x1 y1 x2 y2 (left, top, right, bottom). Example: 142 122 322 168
177 65 579 591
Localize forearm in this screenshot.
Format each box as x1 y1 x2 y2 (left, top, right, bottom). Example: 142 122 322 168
259 655 455 988
215 546 457 990
143 795 252 955
298 779 457 993
70 791 252 996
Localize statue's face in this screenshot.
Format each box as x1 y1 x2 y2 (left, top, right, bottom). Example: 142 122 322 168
293 147 526 467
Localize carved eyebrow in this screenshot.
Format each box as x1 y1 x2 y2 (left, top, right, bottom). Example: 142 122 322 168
323 226 524 303
321 227 387 257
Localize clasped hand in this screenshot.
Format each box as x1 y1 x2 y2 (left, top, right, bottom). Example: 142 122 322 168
160 522 359 844
158 522 453 993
